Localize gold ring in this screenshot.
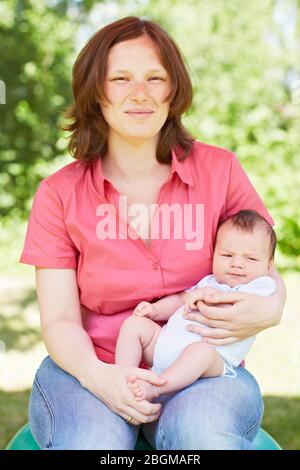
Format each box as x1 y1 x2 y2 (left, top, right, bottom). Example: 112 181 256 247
126 416 133 424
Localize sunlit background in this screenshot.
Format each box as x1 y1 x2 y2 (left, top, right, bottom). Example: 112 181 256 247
0 0 299 449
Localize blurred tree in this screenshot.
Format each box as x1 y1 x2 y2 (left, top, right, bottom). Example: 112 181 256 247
0 0 102 218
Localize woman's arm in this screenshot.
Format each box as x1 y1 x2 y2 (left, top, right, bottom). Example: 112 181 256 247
182 266 286 346
36 267 100 382
35 267 166 425
269 265 287 322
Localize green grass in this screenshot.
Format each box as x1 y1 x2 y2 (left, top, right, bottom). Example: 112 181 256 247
262 396 300 450
0 389 30 449
0 221 299 449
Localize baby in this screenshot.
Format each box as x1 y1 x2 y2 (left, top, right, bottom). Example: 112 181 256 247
115 210 277 402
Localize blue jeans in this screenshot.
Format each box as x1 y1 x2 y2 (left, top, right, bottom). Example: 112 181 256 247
29 355 264 450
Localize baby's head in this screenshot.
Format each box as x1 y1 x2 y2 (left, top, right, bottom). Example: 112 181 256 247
213 210 276 287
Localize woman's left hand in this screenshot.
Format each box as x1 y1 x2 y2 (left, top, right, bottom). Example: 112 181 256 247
183 289 283 346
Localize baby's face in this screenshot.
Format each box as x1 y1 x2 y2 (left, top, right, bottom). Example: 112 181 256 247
212 224 271 287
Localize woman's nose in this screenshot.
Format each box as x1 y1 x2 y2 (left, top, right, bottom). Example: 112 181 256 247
130 81 149 99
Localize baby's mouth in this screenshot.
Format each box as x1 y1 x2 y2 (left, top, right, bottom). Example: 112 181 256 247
227 272 246 277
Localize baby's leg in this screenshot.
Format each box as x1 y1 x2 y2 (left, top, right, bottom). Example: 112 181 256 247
130 341 224 401
154 341 224 397
115 316 164 401
127 340 224 402
115 315 161 368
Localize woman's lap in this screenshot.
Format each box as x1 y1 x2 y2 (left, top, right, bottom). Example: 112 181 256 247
142 366 264 450
29 356 139 450
29 355 263 450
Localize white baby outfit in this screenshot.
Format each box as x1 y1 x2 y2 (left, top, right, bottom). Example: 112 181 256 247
151 274 276 378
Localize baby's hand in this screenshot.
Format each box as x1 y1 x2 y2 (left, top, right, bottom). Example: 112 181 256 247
184 287 219 314
133 301 156 318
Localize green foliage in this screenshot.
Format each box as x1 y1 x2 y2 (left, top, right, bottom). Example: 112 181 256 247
0 0 77 217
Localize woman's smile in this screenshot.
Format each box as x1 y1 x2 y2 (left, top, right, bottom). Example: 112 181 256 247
125 110 154 119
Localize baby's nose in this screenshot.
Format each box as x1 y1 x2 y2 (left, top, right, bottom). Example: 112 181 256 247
230 256 244 267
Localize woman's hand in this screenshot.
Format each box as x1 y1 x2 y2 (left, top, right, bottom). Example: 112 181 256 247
184 287 221 314
183 287 285 346
81 359 167 426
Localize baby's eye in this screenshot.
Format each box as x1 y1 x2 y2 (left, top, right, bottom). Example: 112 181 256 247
222 254 232 257
248 257 258 261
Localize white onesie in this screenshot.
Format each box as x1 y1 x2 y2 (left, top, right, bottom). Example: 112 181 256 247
151 274 276 378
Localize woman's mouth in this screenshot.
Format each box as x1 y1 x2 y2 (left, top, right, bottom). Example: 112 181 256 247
125 110 154 118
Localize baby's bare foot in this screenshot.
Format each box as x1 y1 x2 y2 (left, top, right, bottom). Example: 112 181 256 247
127 374 160 402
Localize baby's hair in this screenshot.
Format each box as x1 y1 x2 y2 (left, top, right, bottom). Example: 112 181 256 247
217 210 277 260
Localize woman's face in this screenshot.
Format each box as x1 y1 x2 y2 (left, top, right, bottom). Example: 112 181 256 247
100 35 172 143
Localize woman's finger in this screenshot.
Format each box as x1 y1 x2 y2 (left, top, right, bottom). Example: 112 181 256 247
120 391 162 425
183 312 229 329
202 291 245 305
124 397 163 425
132 368 167 386
202 336 239 346
196 301 235 320
122 408 159 426
126 402 162 424
186 324 232 339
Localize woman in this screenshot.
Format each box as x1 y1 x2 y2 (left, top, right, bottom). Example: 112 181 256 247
20 16 286 450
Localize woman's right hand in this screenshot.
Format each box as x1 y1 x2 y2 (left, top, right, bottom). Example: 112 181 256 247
184 287 221 314
81 360 167 426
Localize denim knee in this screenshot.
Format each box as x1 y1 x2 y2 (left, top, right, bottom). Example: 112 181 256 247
143 367 264 450
28 355 139 450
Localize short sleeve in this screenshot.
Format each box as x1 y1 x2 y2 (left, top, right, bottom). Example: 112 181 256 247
222 153 274 226
19 180 78 268
237 276 276 296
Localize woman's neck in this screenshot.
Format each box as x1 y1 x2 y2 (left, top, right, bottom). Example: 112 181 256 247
103 132 164 182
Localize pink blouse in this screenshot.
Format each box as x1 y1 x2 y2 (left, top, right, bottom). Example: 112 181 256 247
20 140 274 365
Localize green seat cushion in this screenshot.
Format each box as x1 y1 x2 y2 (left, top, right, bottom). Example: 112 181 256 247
6 423 281 450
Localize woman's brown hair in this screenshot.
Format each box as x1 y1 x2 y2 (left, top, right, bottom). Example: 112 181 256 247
62 16 195 164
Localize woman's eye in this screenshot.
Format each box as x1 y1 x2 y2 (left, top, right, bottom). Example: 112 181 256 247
112 77 163 82
113 77 128 81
